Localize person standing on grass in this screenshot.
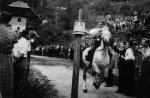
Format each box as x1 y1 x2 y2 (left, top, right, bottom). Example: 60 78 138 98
0 11 18 98
13 29 31 97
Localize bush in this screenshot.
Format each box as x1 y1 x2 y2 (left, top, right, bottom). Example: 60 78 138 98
27 67 60 98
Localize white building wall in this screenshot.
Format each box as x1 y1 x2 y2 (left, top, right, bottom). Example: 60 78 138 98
9 16 27 32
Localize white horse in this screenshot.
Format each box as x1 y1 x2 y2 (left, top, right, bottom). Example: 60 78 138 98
82 27 118 93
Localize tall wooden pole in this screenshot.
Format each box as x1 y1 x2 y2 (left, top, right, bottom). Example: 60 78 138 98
71 9 84 98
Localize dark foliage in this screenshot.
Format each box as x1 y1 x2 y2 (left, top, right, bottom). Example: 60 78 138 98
14 68 60 98
1 0 150 45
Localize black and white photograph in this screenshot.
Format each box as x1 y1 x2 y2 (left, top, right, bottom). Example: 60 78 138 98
0 0 150 98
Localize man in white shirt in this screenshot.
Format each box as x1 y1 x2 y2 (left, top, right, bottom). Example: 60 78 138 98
13 35 30 58
13 30 31 96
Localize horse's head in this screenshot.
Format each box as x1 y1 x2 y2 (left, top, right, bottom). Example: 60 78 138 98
88 27 112 46
100 26 112 44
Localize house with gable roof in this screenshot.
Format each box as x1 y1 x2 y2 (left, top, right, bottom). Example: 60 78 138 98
2 1 41 32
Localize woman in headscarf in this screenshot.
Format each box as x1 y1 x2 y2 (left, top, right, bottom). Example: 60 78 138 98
13 29 31 97
0 11 18 98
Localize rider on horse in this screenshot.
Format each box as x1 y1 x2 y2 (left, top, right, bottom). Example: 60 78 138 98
86 22 113 67
82 22 118 91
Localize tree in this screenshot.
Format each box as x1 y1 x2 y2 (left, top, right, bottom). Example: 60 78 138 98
120 4 131 15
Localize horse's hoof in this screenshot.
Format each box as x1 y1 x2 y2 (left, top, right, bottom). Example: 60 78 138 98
83 89 88 93
93 82 99 89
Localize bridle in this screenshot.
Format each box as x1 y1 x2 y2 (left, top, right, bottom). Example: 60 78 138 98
96 35 110 52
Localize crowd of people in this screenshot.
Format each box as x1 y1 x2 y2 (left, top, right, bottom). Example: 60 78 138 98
102 10 150 98
34 44 74 60
0 6 150 98
111 38 150 98
80 10 150 97
106 10 150 31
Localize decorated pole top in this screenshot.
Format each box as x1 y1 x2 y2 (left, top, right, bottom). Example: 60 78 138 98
73 9 85 35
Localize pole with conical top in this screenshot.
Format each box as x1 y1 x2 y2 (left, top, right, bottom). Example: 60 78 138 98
71 9 85 98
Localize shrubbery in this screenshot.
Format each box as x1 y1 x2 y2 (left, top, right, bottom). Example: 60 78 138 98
20 68 60 98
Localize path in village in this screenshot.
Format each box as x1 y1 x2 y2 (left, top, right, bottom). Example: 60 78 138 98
30 55 135 98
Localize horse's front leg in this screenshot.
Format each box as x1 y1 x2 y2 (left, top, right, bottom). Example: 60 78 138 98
104 68 109 77
92 63 101 74
83 67 88 93
92 63 102 89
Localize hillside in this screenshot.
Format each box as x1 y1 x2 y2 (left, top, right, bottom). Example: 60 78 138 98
1 0 150 19
0 0 149 45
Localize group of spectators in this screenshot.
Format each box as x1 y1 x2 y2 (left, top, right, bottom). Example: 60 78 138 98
107 16 135 31
106 10 150 31
112 38 150 98
34 44 74 60
80 10 150 97
102 11 150 98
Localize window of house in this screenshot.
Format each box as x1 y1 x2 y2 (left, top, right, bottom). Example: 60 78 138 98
18 18 21 22
17 27 20 30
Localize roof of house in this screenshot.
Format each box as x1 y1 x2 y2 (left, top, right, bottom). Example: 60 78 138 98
8 1 30 8
2 1 41 21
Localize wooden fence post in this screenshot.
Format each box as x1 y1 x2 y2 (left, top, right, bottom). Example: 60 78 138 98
71 9 85 98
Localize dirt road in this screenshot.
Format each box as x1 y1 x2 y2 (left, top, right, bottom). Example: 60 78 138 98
31 55 135 98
